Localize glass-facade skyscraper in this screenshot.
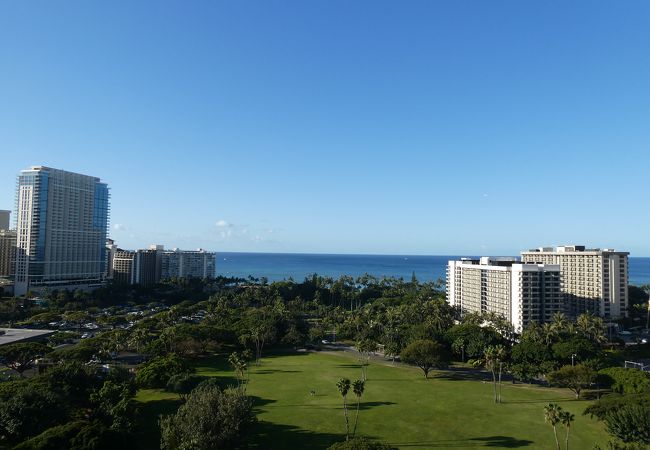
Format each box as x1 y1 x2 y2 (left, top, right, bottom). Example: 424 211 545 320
14 166 109 295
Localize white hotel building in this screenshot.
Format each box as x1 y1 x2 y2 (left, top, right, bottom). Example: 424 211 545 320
446 257 562 331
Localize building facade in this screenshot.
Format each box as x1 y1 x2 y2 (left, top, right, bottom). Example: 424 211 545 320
0 210 10 231
521 245 628 319
161 248 216 279
446 257 562 331
112 248 162 287
14 167 110 295
0 229 16 278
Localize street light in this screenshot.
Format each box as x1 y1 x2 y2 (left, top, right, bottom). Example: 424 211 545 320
571 354 577 366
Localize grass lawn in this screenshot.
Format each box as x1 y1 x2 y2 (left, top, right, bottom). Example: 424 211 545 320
135 350 609 449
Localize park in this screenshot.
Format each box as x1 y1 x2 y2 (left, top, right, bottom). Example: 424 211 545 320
135 349 609 449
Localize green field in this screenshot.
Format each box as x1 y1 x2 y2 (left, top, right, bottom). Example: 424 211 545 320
135 350 609 449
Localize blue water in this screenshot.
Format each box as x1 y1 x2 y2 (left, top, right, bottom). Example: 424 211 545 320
217 253 650 286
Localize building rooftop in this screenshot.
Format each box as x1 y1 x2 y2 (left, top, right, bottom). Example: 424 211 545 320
0 328 55 347
524 245 625 253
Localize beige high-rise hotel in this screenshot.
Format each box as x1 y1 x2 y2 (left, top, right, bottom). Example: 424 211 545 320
521 245 628 319
447 245 629 331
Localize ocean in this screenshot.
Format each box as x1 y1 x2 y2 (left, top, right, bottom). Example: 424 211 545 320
216 253 650 286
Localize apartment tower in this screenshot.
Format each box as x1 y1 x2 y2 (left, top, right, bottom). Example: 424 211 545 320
161 248 216 279
14 166 110 295
521 245 628 319
112 247 162 287
446 257 562 331
0 210 15 278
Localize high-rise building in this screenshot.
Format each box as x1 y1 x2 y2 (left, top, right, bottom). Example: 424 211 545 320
521 245 628 319
14 166 110 295
0 229 16 278
161 248 216 279
105 239 117 280
0 210 10 231
112 247 162 286
446 257 562 331
0 210 16 279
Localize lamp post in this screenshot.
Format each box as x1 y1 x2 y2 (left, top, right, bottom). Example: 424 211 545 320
571 354 577 366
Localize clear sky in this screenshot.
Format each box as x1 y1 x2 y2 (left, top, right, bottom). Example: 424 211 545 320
1 1 649 256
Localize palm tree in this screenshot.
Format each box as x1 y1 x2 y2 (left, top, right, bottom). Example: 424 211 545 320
351 379 365 438
480 345 506 404
551 312 568 336
544 403 562 450
542 323 556 346
559 410 575 450
336 378 351 440
494 344 507 403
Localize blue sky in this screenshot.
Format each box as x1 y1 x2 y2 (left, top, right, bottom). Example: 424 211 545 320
1 1 649 256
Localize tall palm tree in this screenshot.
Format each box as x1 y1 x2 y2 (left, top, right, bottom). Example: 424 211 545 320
480 345 506 404
559 410 575 450
551 312 568 336
542 323 556 346
336 378 351 440
494 344 507 403
351 379 365 438
544 403 562 450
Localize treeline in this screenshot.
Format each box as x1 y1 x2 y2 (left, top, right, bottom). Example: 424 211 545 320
0 275 649 448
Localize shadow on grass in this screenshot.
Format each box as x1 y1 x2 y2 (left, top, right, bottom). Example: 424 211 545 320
254 369 302 375
269 401 396 411
133 398 182 450
504 398 574 404
394 435 533 448
250 420 346 450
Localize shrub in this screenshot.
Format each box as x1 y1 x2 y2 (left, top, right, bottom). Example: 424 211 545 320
599 367 650 394
12 421 85 450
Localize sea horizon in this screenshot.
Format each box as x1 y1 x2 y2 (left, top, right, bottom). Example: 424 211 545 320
215 252 650 287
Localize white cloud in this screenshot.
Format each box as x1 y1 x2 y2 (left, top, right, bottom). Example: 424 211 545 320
113 223 128 231
215 219 231 228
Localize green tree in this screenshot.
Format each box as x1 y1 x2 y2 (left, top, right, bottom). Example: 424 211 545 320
559 410 575 450
509 340 555 382
544 403 562 450
351 379 365 438
0 342 50 377
356 339 377 381
472 344 507 403
547 364 595 399
598 367 650 395
160 385 255 450
90 380 135 431
228 351 249 389
0 383 67 443
575 313 606 344
166 373 205 401
400 339 450 379
135 354 189 389
336 378 351 440
552 337 600 366
604 404 650 445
